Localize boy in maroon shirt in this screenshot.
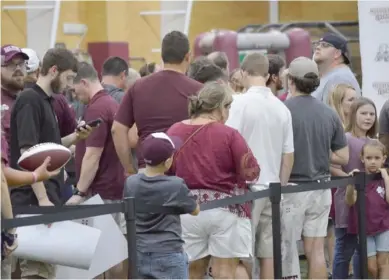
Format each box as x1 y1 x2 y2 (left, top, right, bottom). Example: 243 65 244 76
112 31 202 174
346 140 389 278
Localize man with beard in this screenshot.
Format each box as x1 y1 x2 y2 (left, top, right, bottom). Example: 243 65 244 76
22 47 78 200
266 54 286 98
22 47 77 138
9 48 94 279
1 45 29 152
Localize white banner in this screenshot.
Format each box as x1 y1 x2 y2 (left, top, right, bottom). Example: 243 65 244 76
358 1 389 113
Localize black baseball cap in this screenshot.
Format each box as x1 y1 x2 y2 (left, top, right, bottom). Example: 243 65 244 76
316 33 350 65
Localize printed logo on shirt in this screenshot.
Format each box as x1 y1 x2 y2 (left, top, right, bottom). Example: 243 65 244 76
0 104 9 111
377 185 386 199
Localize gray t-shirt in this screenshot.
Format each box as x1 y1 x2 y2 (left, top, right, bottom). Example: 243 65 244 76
312 66 361 104
124 173 197 253
285 95 347 182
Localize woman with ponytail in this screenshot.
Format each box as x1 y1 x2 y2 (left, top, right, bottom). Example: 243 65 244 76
167 82 260 279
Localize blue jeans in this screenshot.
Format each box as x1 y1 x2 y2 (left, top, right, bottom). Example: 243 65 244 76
332 228 360 279
137 251 189 279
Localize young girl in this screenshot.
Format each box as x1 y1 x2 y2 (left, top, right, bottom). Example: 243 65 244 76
332 97 378 279
328 84 357 277
346 140 389 278
328 84 357 127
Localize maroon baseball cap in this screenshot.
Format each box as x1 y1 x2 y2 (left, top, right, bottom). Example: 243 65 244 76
1 44 29 66
141 132 182 166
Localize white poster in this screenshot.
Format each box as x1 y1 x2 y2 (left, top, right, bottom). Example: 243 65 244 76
56 195 128 279
14 219 101 269
358 1 389 113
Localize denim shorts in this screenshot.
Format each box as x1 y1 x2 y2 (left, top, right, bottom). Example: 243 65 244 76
367 230 389 257
137 251 189 279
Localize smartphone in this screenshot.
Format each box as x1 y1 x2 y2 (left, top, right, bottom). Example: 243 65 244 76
77 118 102 131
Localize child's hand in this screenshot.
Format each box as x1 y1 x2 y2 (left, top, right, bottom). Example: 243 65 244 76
380 168 389 179
348 169 360 176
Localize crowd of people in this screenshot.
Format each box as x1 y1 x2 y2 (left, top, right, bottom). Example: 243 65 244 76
2 29 389 280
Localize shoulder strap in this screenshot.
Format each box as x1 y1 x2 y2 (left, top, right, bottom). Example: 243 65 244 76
174 122 211 159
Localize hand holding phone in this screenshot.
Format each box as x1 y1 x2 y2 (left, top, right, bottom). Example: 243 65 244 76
77 118 102 131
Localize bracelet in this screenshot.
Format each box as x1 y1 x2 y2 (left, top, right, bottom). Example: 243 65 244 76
31 172 38 183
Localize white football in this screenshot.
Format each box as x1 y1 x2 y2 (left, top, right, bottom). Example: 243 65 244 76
18 143 72 172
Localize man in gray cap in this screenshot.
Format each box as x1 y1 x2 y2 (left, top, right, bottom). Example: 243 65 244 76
283 57 349 279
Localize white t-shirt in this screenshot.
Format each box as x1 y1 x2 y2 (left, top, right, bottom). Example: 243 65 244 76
226 86 294 185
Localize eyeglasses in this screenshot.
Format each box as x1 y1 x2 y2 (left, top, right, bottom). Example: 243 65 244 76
1 61 27 71
312 42 334 49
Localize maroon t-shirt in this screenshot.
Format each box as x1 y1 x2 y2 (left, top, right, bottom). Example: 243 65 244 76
348 179 389 235
52 94 77 137
114 70 203 168
1 134 9 166
75 90 125 200
167 122 260 217
1 88 17 156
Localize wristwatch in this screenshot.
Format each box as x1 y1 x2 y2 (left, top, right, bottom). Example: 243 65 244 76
73 188 88 197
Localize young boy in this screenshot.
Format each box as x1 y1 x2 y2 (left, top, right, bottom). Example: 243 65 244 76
124 132 200 279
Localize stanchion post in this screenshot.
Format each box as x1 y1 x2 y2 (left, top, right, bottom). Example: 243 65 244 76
355 172 368 279
269 182 282 279
123 197 138 279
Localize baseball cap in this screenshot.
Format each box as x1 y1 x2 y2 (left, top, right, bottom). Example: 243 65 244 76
316 33 351 65
1 45 29 66
22 48 40 73
288 57 319 79
141 132 182 166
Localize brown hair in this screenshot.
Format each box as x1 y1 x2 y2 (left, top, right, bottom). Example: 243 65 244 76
139 62 156 77
345 97 378 138
288 73 320 94
328 84 356 126
73 62 99 83
40 48 78 76
188 82 233 118
266 54 286 86
361 139 387 157
241 52 269 78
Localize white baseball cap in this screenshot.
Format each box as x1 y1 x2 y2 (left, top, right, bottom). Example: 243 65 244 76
22 48 40 73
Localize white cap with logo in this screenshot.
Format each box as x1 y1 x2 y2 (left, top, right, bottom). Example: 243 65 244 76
22 48 40 73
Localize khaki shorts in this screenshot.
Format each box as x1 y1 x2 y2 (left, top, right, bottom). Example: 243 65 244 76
102 199 126 234
1 256 12 279
181 208 252 261
251 185 301 278
282 189 331 238
11 258 56 279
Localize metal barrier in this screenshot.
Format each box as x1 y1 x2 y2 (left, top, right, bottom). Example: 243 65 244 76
2 171 379 279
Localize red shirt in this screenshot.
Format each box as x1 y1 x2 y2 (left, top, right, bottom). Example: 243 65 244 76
348 179 389 235
167 122 260 217
1 134 9 166
114 70 203 168
52 94 77 137
1 88 17 157
75 91 124 200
